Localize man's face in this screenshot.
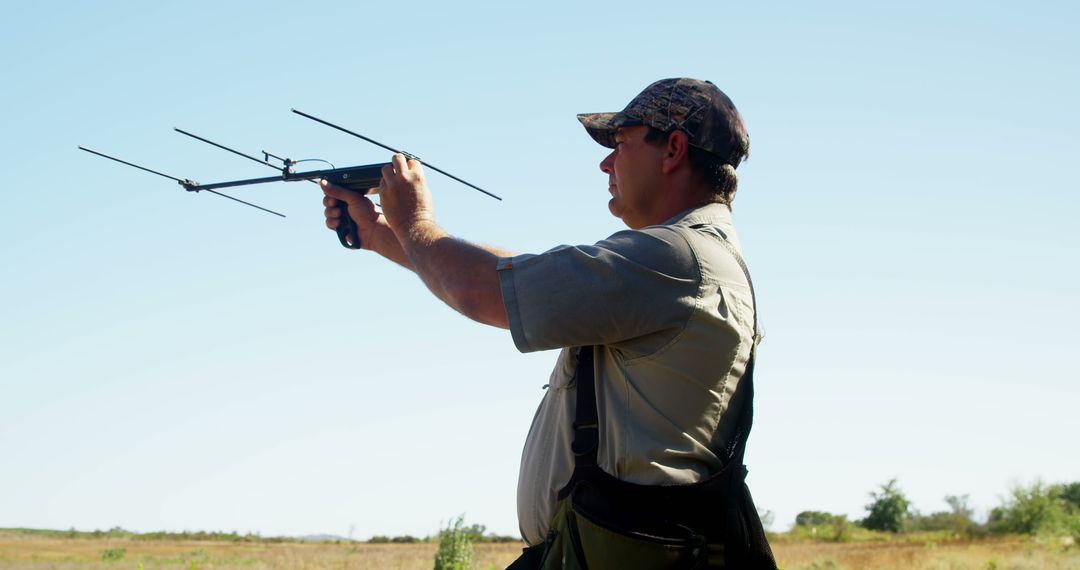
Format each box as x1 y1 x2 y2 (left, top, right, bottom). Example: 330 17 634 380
599 125 666 229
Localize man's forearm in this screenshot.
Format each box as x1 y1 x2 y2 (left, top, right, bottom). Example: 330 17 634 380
396 220 511 329
363 217 414 271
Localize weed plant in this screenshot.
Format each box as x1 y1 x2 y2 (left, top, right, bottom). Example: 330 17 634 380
433 515 474 570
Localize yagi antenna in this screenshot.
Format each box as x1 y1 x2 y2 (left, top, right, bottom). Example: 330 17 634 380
81 110 501 249
77 146 286 218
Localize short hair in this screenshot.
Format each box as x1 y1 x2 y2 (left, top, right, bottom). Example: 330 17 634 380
644 126 749 206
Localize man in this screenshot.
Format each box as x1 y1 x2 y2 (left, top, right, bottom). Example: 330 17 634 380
322 78 774 568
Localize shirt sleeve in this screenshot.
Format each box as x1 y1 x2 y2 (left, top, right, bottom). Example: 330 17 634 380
497 225 701 353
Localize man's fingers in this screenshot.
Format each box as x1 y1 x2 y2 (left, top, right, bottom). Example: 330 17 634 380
391 152 409 174
321 177 380 232
406 157 423 178
321 179 364 204
380 153 424 189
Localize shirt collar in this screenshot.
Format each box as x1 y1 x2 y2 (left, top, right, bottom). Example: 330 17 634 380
662 202 733 227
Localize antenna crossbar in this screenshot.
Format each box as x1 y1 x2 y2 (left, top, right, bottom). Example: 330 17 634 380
203 189 286 217
78 145 286 218
290 109 502 201
78 146 186 183
174 128 274 169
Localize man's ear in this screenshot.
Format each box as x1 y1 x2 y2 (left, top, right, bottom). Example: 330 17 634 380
661 130 690 174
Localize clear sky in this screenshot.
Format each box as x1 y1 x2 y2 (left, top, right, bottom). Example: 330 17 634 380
2 0 1077 540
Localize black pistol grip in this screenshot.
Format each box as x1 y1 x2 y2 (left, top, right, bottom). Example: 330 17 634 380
335 199 362 249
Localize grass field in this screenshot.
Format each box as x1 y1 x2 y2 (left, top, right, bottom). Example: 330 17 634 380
2 530 1078 569
770 535 1079 569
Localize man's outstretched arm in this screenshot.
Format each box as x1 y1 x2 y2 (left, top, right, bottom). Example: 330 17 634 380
322 154 512 329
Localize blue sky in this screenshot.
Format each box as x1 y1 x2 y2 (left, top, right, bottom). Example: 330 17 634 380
2 1 1077 539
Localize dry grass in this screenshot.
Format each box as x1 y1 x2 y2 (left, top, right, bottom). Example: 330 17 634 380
0 531 524 570
3 530 1079 569
772 536 1080 570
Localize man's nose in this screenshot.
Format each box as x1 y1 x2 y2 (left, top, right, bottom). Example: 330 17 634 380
599 151 615 173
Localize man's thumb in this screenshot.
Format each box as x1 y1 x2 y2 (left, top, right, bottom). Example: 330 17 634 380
321 179 358 202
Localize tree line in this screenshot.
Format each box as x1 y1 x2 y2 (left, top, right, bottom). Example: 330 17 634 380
10 479 1076 546
791 479 1080 541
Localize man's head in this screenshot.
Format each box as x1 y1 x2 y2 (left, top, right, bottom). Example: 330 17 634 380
578 78 749 227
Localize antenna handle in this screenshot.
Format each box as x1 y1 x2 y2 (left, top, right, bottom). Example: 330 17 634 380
303 164 384 250
334 200 362 249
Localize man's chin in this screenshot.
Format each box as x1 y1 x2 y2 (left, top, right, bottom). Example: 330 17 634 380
608 199 622 219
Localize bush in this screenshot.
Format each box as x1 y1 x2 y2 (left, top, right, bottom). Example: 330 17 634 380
793 511 853 542
100 548 126 562
861 479 911 533
1060 482 1080 511
369 534 422 544
989 480 1080 540
434 515 474 570
908 495 977 535
796 511 844 527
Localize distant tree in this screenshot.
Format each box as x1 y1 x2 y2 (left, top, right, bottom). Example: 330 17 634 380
796 511 843 527
1059 482 1080 511
909 494 977 534
461 523 487 541
368 534 421 543
945 495 974 519
862 479 911 533
793 511 852 542
988 480 1080 538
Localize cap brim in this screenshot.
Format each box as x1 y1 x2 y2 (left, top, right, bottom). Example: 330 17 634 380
577 112 639 149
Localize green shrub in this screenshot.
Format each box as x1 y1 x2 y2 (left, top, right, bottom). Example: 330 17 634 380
793 511 854 542
100 548 126 561
861 479 911 533
1060 482 1080 510
908 495 978 535
369 534 422 543
796 511 845 527
434 515 474 570
988 480 1080 540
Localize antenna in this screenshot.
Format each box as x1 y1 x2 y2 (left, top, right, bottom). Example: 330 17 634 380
80 110 502 250
77 146 286 218
174 128 276 169
290 109 502 201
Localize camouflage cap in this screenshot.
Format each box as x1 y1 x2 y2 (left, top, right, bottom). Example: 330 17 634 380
577 78 749 168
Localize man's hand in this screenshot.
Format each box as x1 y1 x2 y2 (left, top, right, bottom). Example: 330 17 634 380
378 153 436 237
321 181 378 241
322 152 510 329
321 180 413 269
